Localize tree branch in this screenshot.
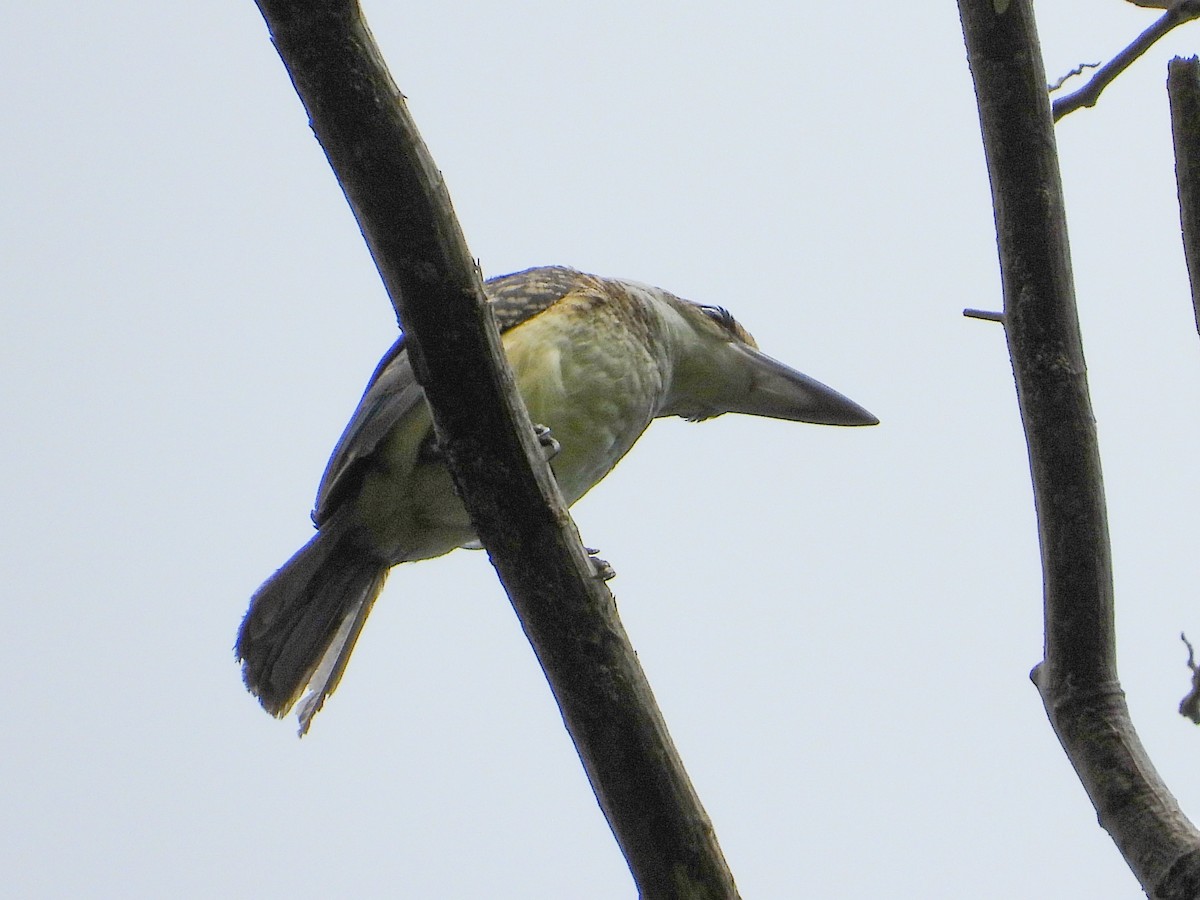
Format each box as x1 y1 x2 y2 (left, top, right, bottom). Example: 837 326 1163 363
250 1 738 895
1052 0 1200 122
958 1 1200 895
1169 56 1200 339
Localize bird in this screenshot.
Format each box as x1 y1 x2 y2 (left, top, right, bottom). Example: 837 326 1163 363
236 266 877 734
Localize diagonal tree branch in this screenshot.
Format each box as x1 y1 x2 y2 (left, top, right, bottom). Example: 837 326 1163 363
958 1 1200 895
1052 0 1200 121
250 1 738 896
1168 56 1200 339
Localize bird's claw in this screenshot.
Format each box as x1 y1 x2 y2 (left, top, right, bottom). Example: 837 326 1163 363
534 424 561 461
420 424 559 466
585 547 615 581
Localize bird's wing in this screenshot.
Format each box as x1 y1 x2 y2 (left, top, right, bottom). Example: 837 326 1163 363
485 266 587 330
312 266 591 526
312 337 424 526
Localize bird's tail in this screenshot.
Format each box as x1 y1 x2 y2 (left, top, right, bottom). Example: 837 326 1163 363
236 520 388 735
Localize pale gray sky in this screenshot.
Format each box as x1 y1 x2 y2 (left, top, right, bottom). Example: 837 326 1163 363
4 2 1200 897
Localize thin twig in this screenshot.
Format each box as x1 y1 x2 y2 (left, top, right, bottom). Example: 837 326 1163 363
1053 0 1200 122
1180 633 1200 723
1049 62 1101 93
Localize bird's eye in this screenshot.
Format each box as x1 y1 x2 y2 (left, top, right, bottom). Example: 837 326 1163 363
699 304 736 330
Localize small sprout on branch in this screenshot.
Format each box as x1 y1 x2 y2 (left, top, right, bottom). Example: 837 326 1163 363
963 308 1006 323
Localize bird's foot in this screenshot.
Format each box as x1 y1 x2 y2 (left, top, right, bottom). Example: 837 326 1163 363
586 547 616 581
534 423 561 461
419 425 559 466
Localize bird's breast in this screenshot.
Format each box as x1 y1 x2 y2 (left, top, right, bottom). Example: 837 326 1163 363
502 297 665 505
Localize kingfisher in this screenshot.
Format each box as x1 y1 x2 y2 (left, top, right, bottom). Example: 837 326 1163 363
237 266 877 734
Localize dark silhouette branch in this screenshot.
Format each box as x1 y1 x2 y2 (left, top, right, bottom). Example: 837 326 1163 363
958 0 1200 895
249 1 738 896
1053 0 1200 122
1169 56 1200 339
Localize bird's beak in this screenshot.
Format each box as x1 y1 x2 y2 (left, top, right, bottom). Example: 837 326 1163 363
726 343 878 426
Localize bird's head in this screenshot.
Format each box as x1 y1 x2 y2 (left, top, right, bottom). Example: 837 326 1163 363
629 284 878 427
